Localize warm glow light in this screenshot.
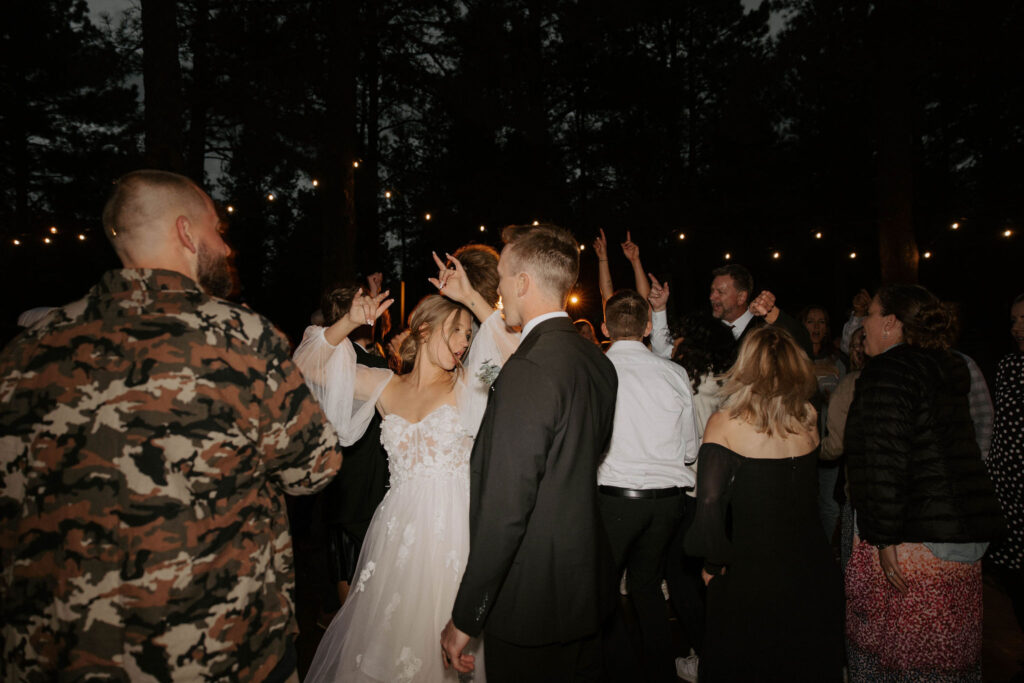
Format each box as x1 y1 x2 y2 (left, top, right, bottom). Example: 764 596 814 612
78 234 86 241
13 239 21 246
425 213 432 221
353 161 360 168
43 238 51 245
678 233 686 240
849 252 857 259
569 295 579 305
923 251 932 259
50 226 57 234
951 222 959 230
479 225 486 232
312 179 319 187
724 252 731 260
226 205 235 213
815 232 822 239
385 190 392 198
267 193 276 201
579 244 585 251
772 251 781 259
532 220 539 226
1004 229 1013 237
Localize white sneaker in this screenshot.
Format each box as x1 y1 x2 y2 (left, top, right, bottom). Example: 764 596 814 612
675 654 698 682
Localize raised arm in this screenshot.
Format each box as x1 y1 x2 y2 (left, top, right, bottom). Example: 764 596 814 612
593 229 613 307
430 251 494 323
621 231 650 300
648 273 673 359
323 289 393 346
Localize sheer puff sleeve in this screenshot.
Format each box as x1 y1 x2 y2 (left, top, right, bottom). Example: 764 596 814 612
456 309 520 437
292 325 392 446
684 442 742 574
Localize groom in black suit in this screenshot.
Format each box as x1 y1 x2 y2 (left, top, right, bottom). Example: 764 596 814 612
441 223 618 682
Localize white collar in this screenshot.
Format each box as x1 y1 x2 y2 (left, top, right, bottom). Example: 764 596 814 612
521 311 569 341
725 309 754 339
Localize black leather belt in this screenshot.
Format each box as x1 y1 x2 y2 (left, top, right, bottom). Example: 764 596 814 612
598 485 681 499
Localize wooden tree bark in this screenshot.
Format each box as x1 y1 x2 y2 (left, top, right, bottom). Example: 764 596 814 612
141 0 185 172
186 0 210 182
873 1 918 284
320 0 359 285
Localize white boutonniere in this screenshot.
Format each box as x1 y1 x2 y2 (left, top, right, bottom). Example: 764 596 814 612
476 359 501 388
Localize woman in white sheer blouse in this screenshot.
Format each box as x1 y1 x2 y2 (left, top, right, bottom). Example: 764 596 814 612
295 254 518 683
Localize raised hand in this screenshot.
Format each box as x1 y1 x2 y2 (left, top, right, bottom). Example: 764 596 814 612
367 272 384 298
648 273 670 312
347 288 393 327
621 230 640 264
428 251 475 304
593 229 608 261
749 290 777 318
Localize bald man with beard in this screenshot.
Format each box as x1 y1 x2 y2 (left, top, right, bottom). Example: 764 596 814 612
0 170 343 682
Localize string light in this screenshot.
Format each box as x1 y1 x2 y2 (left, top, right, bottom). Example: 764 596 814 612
267 193 275 201
849 252 857 259
1004 229 1014 238
43 237 52 245
579 244 585 251
226 205 235 213
353 161 360 168
50 226 57 234
569 295 579 305
772 251 781 259
678 233 686 240
479 225 485 232
424 213 432 221
951 222 959 230
13 239 21 246
78 234 86 241
923 251 932 259
814 231 822 239
724 252 731 260
532 220 539 226
385 190 392 199
312 179 319 187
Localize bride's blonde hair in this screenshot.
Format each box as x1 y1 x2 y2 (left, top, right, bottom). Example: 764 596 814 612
398 295 470 380
718 325 817 437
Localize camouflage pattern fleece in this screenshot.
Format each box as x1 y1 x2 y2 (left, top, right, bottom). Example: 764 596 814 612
0 269 343 682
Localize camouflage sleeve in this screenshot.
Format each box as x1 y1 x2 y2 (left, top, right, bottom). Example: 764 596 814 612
260 351 343 495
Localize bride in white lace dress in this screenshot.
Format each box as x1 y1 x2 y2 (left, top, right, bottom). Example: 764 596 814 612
295 257 517 682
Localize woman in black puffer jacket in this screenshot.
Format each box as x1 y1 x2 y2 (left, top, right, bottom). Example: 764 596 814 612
844 284 1004 682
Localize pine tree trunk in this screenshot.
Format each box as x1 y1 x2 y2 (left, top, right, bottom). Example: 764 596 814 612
141 0 185 172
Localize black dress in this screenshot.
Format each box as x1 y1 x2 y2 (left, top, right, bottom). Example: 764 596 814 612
684 443 843 682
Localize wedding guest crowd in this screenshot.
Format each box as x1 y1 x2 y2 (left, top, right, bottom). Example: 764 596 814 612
2 169 1019 683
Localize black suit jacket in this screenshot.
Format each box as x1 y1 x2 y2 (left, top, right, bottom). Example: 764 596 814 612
451 316 618 645
736 308 814 359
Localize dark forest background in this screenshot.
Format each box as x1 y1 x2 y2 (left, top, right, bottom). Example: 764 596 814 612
2 0 1022 377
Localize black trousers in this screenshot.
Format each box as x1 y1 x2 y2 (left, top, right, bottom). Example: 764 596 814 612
599 492 685 683
663 495 705 656
485 630 606 683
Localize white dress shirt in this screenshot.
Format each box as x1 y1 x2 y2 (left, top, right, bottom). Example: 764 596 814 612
598 340 698 490
727 309 754 339
521 311 569 341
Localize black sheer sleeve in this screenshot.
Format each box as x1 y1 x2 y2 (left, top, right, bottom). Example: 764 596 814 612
684 443 742 574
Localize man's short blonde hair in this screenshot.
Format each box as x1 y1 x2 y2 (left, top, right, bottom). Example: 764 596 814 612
102 169 208 246
500 222 579 302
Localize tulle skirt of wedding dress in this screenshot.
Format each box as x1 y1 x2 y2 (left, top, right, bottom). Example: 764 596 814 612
305 473 485 682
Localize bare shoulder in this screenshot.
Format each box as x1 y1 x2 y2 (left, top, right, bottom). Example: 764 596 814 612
702 410 733 446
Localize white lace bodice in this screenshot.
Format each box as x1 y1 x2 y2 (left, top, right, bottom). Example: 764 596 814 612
381 404 473 488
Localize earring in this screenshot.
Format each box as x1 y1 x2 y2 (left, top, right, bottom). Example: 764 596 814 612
883 330 889 338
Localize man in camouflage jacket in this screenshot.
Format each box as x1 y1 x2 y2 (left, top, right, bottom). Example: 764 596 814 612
0 170 343 681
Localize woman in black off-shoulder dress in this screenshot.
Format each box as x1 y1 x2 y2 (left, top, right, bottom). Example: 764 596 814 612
685 325 843 682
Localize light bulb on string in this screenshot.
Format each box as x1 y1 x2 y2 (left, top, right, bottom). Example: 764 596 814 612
532 220 539 226
43 237 52 245
678 233 685 240
579 244 585 251
13 239 21 246
50 226 57 234
312 179 319 187
78 234 86 241
724 252 731 260
951 222 959 230
1004 229 1014 238
353 161 359 168
814 231 822 239
772 251 781 260
479 225 485 232
849 252 857 259
227 205 235 214
385 191 392 199
923 251 933 259
267 193 275 202
425 213 432 221
569 295 580 305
